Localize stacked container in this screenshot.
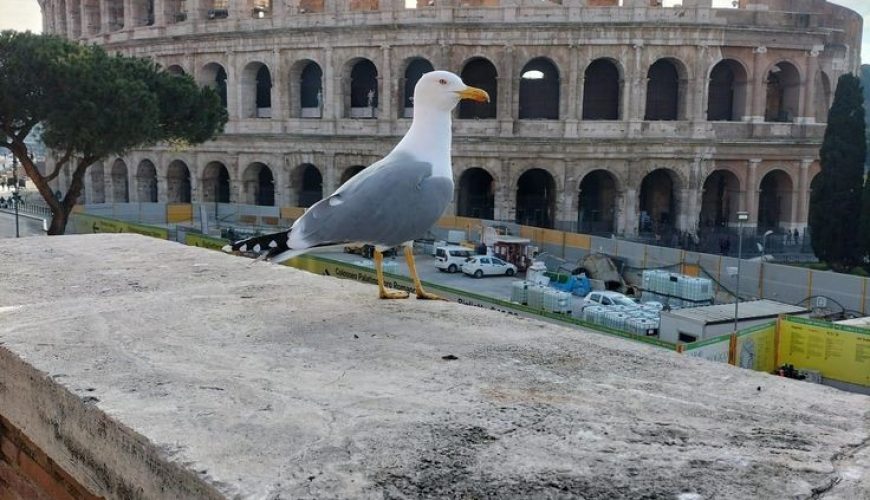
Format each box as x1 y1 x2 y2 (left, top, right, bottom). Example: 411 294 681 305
640 269 713 308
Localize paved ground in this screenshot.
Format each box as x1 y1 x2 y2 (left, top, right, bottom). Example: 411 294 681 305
0 234 867 499
0 210 45 238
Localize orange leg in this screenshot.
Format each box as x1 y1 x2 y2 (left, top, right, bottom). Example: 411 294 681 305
375 249 409 299
404 246 445 300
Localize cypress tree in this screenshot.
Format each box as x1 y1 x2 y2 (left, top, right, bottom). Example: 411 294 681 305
809 74 866 271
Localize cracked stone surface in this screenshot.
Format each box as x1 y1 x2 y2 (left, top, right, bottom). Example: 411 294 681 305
0 234 868 499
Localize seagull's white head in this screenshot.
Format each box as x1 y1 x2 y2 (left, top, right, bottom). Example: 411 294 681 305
413 70 490 113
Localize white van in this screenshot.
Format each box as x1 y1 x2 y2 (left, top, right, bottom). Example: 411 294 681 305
434 245 475 273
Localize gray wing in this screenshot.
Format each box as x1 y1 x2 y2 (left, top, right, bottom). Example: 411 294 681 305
290 155 453 248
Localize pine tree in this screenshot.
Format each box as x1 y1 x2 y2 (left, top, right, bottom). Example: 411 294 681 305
809 74 866 271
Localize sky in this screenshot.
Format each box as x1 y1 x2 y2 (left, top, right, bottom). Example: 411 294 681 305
0 0 867 64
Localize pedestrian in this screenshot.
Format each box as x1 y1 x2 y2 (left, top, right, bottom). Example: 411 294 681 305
724 238 731 255
793 228 799 246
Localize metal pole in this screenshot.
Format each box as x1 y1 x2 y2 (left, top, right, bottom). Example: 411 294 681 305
12 154 19 238
734 219 743 332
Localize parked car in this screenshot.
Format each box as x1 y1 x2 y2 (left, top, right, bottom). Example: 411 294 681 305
462 256 517 278
582 291 637 308
434 245 475 273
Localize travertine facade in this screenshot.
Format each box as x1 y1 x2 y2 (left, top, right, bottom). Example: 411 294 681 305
38 0 864 235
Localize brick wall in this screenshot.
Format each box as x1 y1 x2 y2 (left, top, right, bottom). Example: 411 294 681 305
0 414 100 500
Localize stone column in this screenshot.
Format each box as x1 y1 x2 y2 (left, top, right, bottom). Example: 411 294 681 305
622 188 639 236
153 0 166 26
628 43 645 122
745 158 761 228
499 45 515 136
227 51 240 120
692 45 709 122
800 49 820 124
565 44 581 138
322 153 338 195
797 158 812 226
157 175 169 203
271 49 287 121
749 46 767 122
324 47 338 120
494 160 512 222
100 0 111 33
379 44 393 133
123 0 134 28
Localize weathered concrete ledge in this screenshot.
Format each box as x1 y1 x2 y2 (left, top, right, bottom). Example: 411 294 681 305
0 234 868 499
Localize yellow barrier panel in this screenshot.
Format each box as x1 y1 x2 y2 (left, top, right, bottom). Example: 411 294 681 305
70 213 169 239
778 316 870 386
682 263 700 277
166 203 193 223
564 233 591 250
734 323 777 373
280 207 306 219
436 215 457 228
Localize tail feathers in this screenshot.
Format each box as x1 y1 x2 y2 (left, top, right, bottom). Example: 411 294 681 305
222 230 291 260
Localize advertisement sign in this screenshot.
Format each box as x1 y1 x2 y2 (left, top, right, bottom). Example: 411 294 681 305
684 334 731 364
734 322 777 373
778 316 870 386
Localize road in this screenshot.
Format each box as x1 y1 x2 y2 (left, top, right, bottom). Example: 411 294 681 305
0 210 46 238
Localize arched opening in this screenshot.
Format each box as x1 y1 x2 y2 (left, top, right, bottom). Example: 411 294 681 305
459 58 498 119
83 0 101 36
758 170 793 230
639 169 678 234
645 59 682 121
243 163 275 206
402 58 435 118
166 160 192 203
519 58 559 120
583 58 621 120
299 60 323 118
199 63 228 109
108 0 124 30
136 160 158 202
133 0 155 26
202 162 231 203
90 163 105 203
242 62 272 118
699 170 740 228
457 168 495 220
340 165 366 186
578 170 618 235
349 59 378 118
765 62 800 123
110 159 129 203
295 164 323 207
516 168 556 229
166 64 185 76
707 59 748 121
814 71 832 123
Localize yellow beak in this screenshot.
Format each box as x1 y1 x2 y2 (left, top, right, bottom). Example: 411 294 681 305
457 86 490 103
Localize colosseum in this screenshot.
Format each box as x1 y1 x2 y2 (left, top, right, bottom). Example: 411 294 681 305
37 0 864 238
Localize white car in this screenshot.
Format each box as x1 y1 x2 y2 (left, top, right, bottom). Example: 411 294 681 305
462 256 517 278
434 245 475 273
582 291 637 308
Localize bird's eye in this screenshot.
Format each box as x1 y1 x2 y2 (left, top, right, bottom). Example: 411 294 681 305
439 79 447 85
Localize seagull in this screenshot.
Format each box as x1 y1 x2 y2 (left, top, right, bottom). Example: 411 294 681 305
223 71 489 299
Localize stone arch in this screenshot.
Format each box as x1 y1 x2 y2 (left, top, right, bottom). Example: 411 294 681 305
136 159 158 202
347 58 379 118
293 163 323 207
166 64 186 76
519 57 560 120
814 70 832 123
340 165 367 186
90 162 106 203
459 57 498 119
457 167 495 220
199 62 228 108
645 58 687 121
241 61 272 118
764 61 801 123
707 59 749 121
243 162 275 206
758 169 794 230
201 161 231 203
516 168 556 229
401 57 435 118
578 170 619 235
583 58 622 120
638 168 682 233
110 159 129 203
290 59 323 118
699 170 741 228
132 0 155 26
166 160 192 203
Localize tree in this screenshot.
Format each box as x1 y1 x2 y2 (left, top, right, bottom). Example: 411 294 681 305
809 74 866 271
0 31 227 234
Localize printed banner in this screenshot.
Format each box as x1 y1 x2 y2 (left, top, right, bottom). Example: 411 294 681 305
683 333 731 364
778 316 870 386
70 213 168 239
734 322 777 373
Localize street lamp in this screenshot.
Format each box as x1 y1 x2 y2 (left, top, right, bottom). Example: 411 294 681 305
733 211 749 332
12 154 20 238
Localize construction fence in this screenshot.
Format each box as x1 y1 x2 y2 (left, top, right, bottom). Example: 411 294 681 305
67 212 869 390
